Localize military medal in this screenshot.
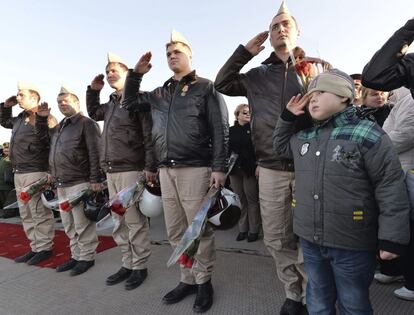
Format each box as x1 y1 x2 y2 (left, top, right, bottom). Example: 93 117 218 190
181 84 189 96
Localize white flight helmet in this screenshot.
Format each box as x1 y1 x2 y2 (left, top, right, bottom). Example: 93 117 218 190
41 189 59 211
208 188 241 229
139 183 163 217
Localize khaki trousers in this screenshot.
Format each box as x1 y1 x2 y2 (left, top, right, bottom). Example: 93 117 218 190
230 169 261 234
14 172 54 252
160 167 215 285
57 182 98 261
107 171 150 270
258 167 306 302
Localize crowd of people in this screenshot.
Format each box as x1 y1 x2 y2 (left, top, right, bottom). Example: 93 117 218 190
0 1 414 314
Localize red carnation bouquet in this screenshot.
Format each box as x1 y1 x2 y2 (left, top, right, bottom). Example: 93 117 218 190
19 176 49 203
108 177 145 216
59 188 93 212
167 153 239 270
177 237 201 269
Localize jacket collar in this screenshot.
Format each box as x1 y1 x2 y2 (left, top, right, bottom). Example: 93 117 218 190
163 70 197 87
60 112 82 125
110 90 122 103
234 121 250 128
331 106 357 127
17 110 35 119
312 106 356 129
261 51 291 65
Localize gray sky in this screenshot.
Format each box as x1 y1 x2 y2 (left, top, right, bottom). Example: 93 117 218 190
1 0 413 143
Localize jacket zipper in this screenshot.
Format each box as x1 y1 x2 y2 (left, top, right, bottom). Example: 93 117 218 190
165 82 180 162
281 62 289 113
104 100 117 163
52 123 65 180
314 128 321 242
10 118 24 169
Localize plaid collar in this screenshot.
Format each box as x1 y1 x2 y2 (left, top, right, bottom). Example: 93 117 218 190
314 106 356 128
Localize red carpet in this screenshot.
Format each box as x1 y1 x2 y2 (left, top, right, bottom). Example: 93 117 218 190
0 222 116 268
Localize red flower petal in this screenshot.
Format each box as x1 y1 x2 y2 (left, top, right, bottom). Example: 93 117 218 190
111 201 126 216
59 201 72 212
19 192 31 203
185 258 194 269
178 253 189 265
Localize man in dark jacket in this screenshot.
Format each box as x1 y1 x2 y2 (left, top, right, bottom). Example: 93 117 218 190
36 86 101 276
0 143 14 212
0 82 57 265
362 18 414 98
0 142 19 219
214 2 308 314
122 30 229 313
87 53 157 290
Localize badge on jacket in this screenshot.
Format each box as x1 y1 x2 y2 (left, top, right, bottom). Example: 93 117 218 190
300 143 310 156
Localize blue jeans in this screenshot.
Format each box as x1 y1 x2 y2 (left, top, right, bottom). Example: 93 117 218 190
300 238 376 315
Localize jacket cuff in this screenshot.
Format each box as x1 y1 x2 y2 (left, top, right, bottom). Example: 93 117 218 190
87 85 101 95
36 114 48 124
403 18 414 32
280 108 298 122
128 69 144 80
1 103 12 113
212 165 228 173
378 239 408 256
235 44 255 62
144 167 158 173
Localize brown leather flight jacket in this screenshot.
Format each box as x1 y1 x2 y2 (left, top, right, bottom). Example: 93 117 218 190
0 103 51 173
35 113 101 187
86 88 157 173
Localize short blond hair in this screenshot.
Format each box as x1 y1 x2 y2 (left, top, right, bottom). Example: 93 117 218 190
234 104 249 120
361 86 388 101
166 41 192 58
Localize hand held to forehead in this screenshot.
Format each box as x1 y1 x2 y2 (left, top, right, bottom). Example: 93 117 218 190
245 31 269 56
4 95 18 108
134 52 152 75
91 74 105 91
286 93 309 116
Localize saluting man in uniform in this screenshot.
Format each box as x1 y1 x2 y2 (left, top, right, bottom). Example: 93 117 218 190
87 53 157 290
123 31 229 313
0 82 57 265
36 86 101 276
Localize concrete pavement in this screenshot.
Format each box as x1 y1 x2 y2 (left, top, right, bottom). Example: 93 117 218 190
0 214 413 315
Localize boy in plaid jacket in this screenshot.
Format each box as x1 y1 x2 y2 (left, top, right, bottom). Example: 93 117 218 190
273 69 410 315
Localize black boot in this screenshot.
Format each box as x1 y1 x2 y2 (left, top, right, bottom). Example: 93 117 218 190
247 233 259 242
236 232 247 241
193 280 214 313
125 269 147 290
56 258 78 272
26 250 53 265
70 260 94 276
106 267 132 285
14 250 36 263
162 282 197 304
280 298 303 315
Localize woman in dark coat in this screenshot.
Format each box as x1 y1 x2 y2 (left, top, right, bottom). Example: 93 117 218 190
229 104 260 242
